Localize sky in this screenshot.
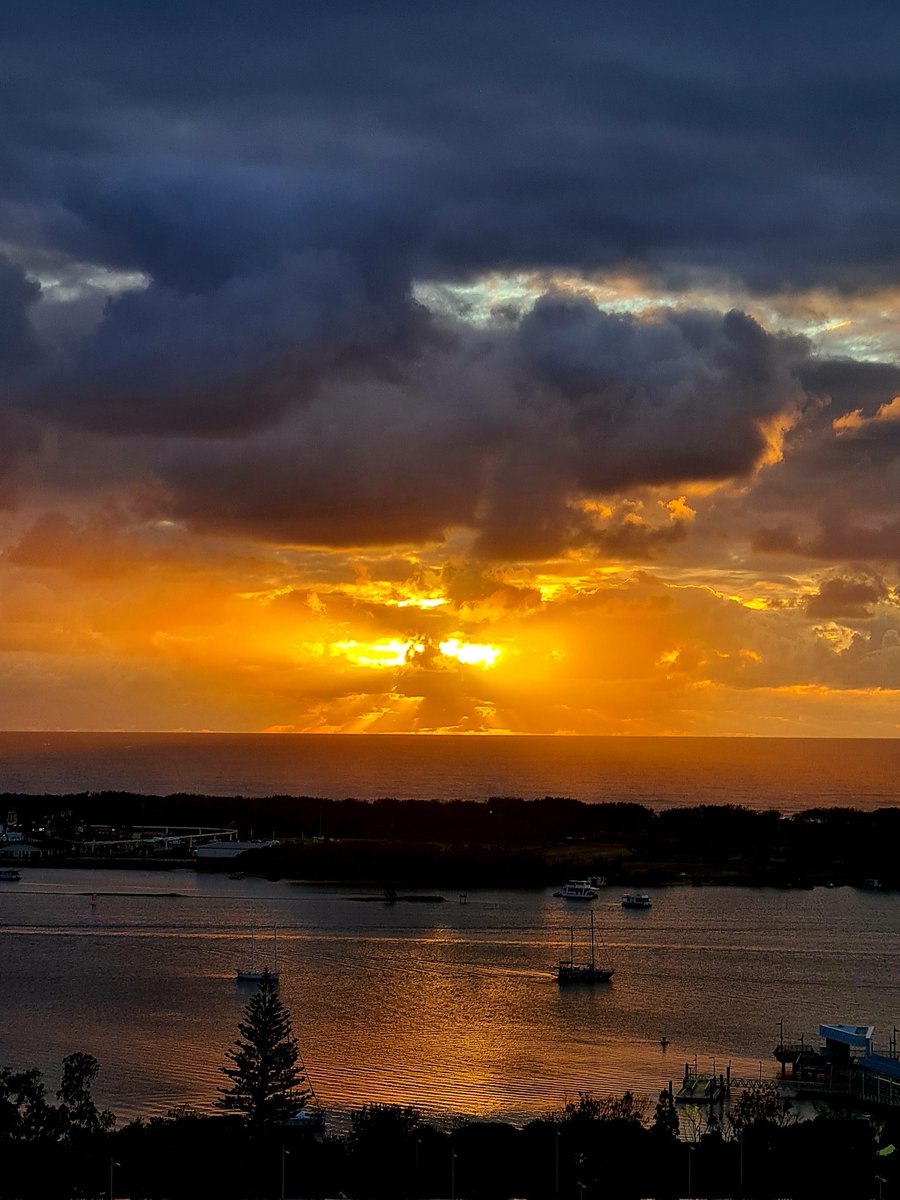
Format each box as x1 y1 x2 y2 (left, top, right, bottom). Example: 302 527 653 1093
1 0 900 735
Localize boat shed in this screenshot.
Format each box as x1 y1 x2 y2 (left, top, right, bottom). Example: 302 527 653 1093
819 1025 874 1060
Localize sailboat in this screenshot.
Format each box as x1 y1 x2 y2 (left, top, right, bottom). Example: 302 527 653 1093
236 923 280 984
556 910 614 984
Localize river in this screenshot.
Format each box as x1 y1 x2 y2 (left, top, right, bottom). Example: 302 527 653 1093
0 868 897 1124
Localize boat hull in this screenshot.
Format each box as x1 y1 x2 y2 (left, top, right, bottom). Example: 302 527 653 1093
236 970 280 984
557 966 614 984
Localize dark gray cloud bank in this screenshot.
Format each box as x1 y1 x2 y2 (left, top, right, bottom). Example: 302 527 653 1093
2 0 900 561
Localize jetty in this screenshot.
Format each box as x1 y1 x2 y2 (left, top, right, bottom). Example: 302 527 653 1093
672 1062 760 1105
674 1067 729 1105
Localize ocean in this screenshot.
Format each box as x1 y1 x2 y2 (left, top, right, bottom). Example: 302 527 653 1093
0 733 897 810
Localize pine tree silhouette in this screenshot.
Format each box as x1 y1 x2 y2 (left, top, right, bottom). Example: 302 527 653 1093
217 970 310 1128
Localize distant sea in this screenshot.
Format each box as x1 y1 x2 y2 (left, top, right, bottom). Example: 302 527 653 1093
0 733 897 811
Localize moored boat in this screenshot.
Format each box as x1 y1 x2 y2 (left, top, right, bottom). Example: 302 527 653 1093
621 892 652 909
236 924 280 983
0 867 21 881
553 879 599 900
557 911 614 983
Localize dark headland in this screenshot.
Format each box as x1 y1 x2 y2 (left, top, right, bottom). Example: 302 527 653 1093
3 792 899 889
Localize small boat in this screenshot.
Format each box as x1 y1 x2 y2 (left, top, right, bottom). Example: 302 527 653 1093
236 924 280 984
227 871 246 881
553 879 599 900
621 892 652 909
0 868 21 882
557 911 614 984
285 1105 327 1130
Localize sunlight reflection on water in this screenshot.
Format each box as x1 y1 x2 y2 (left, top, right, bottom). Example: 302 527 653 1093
1 869 897 1123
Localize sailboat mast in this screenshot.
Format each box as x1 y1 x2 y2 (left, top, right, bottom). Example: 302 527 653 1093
273 924 278 973
590 910 595 969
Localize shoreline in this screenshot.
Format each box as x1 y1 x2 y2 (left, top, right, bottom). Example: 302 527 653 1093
3 793 899 890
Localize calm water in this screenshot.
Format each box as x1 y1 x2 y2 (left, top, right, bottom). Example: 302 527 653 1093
0 733 898 810
1 869 897 1123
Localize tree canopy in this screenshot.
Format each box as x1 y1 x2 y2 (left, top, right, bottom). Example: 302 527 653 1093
217 970 310 1129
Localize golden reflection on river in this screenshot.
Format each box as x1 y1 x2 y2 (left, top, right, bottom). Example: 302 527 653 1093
0 869 897 1122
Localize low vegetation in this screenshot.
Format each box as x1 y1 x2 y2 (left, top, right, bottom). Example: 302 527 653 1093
0 1066 894 1198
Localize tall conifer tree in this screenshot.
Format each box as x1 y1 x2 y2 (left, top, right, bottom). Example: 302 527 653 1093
217 970 309 1128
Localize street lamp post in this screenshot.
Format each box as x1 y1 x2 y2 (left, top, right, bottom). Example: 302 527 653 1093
555 1130 560 1198
687 1144 695 1197
109 1159 120 1200
451 1150 457 1200
739 1132 743 1191
281 1145 290 1200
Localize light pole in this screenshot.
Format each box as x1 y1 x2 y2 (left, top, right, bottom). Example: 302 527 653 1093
451 1150 457 1200
281 1145 290 1200
109 1159 120 1200
739 1132 743 1191
555 1129 560 1198
687 1144 695 1197
876 1175 886 1200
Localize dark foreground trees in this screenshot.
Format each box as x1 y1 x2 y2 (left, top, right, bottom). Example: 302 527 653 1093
0 1054 895 1199
217 969 311 1128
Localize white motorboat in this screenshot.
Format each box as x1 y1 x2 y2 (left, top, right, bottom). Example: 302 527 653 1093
0 868 21 881
621 892 652 909
553 879 599 900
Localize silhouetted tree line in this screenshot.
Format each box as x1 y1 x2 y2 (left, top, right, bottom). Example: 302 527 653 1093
0 1064 894 1199
6 792 900 887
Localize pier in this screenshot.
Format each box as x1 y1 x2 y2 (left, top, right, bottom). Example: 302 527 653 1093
674 1066 729 1105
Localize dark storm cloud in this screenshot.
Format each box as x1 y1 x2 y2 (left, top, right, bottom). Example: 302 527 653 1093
0 255 41 378
742 354 900 563
516 300 803 489
470 302 805 558
39 253 428 436
157 361 507 547
752 516 900 564
6 0 900 294
805 574 889 620
2 0 900 562
146 304 805 556
799 360 900 419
